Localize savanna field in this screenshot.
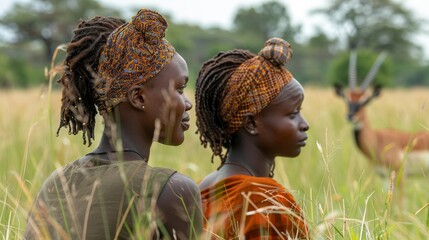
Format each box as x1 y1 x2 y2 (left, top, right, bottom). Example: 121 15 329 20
1 86 429 239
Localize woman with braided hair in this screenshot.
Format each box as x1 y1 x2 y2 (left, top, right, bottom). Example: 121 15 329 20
24 9 202 239
196 38 310 239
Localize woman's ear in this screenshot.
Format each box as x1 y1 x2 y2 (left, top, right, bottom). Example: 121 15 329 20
243 113 258 135
127 85 146 110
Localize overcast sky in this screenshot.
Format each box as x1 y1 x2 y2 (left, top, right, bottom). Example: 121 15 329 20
2 0 429 59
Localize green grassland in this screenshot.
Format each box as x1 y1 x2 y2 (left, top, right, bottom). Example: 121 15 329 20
1 86 429 239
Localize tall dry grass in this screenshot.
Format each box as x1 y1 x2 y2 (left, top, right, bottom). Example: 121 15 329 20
1 85 429 239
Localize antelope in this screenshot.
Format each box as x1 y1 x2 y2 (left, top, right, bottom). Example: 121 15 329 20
334 51 429 182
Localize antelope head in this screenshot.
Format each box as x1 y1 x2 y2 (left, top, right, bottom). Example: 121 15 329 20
334 51 387 124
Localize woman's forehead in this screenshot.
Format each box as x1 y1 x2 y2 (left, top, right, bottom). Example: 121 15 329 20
150 53 188 86
271 79 304 105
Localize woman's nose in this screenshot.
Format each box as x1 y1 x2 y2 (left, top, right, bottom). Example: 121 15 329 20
184 95 193 111
300 116 309 131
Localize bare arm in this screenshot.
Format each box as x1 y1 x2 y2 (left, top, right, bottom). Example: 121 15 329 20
156 172 203 239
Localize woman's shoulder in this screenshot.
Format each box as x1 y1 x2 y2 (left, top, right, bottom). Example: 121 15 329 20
68 157 172 175
200 174 285 191
240 176 286 189
42 158 177 190
197 171 220 190
201 175 296 202
164 172 199 192
156 172 203 238
158 172 200 208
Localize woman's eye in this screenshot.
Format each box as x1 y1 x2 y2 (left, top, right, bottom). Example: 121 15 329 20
289 113 297 119
288 109 301 118
178 85 186 94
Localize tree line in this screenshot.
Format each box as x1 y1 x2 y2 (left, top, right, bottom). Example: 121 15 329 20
0 0 428 88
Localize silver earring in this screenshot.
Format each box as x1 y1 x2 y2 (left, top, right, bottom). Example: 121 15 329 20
142 105 145 109
250 130 255 134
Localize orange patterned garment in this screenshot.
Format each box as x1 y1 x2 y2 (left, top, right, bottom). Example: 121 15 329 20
200 175 309 239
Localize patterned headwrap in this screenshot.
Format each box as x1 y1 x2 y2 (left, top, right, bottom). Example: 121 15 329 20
220 38 294 134
96 9 176 114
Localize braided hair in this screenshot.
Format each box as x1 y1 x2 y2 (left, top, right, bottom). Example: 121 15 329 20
195 50 256 163
56 16 125 146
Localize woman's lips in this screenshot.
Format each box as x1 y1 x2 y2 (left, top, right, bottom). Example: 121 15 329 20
298 137 308 146
181 116 190 130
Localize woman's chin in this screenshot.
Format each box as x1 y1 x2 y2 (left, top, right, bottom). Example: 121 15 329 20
157 134 184 146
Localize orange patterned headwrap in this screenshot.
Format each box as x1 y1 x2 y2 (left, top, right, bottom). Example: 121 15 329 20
220 38 294 134
96 9 175 114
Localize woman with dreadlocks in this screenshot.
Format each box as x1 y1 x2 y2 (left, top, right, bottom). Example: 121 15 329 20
195 38 310 239
24 9 202 239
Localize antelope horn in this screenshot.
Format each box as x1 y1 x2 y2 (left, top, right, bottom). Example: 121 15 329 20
349 51 357 90
360 51 387 91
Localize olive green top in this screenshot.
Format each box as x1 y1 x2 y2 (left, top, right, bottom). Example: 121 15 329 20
24 158 175 240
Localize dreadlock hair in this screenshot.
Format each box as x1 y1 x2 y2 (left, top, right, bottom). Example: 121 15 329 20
56 16 126 146
195 49 256 164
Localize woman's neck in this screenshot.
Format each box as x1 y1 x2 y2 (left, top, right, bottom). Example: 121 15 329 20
226 137 274 177
92 128 152 161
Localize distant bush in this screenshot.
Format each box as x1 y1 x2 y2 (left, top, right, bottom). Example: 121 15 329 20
328 49 393 88
0 50 45 88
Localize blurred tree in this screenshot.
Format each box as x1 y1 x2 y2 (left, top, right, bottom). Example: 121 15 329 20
328 49 393 88
0 0 121 62
233 0 301 42
0 45 45 88
313 0 422 56
290 29 338 85
0 0 426 88
167 23 257 88
315 0 429 86
394 58 429 86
